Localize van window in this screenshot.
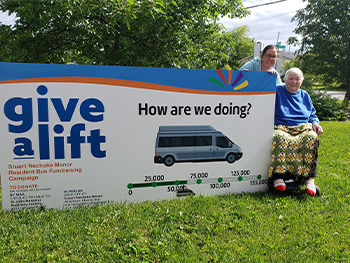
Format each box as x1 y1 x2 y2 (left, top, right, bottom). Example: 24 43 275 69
158 136 212 147
196 136 212 146
158 136 195 147
216 136 231 148
182 136 196 146
158 137 170 147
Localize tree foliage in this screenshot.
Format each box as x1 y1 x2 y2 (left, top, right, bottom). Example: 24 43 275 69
0 0 249 69
292 0 350 104
225 25 254 70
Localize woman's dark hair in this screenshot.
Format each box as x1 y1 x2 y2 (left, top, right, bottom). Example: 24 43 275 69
261 45 279 56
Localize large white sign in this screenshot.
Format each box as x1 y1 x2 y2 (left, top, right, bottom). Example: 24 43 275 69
0 63 276 211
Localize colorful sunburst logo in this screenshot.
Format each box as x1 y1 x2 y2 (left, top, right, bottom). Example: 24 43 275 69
208 70 248 91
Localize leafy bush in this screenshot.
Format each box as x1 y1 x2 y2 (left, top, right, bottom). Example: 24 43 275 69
303 86 348 121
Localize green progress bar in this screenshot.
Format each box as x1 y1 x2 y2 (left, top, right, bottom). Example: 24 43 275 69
128 180 188 189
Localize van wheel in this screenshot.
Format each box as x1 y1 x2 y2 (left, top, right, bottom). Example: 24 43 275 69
164 156 175 167
226 153 236 164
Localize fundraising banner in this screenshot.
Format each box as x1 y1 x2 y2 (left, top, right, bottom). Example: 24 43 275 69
0 62 276 211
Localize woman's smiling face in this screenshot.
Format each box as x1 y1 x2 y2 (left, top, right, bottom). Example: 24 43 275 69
285 72 303 93
260 48 278 71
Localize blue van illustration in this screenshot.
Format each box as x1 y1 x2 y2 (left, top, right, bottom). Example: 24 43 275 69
154 125 243 166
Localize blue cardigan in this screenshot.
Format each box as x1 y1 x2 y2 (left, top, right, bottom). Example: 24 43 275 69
274 85 320 126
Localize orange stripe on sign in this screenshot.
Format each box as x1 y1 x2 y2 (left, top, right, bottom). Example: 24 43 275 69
0 77 275 95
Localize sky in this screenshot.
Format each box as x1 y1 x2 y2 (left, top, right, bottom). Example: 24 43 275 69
220 0 308 51
0 0 307 51
0 10 15 25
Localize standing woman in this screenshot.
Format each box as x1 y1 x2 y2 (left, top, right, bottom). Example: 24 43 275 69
269 67 323 196
240 44 282 85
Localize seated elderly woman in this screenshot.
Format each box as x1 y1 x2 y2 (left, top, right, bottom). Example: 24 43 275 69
269 67 323 196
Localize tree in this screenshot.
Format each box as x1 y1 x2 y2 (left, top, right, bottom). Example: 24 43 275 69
281 59 300 74
292 0 350 104
0 23 12 60
0 0 249 69
225 25 254 70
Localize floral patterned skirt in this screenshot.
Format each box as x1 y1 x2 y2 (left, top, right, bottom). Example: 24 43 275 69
269 123 319 179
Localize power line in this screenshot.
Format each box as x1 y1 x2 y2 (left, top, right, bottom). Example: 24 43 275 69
246 0 288 9
232 10 297 26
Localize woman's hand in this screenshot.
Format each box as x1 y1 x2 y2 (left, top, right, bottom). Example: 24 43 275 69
312 123 323 135
267 69 280 80
267 69 277 75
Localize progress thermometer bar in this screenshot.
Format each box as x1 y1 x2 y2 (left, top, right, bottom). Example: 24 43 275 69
127 174 263 189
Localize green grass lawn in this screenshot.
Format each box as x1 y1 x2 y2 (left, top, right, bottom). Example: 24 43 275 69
1 121 349 263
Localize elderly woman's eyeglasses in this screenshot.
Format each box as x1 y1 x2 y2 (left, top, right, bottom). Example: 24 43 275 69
264 54 278 59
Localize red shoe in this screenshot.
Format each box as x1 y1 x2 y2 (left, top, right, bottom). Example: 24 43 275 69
274 179 286 191
305 178 316 196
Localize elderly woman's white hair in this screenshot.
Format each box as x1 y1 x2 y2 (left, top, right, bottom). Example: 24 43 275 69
284 67 304 82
